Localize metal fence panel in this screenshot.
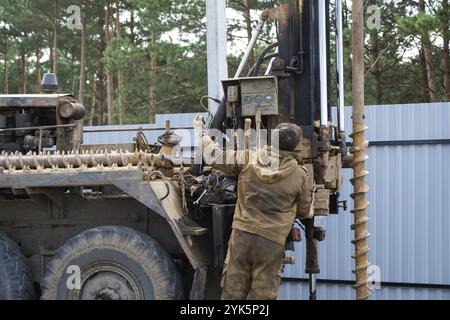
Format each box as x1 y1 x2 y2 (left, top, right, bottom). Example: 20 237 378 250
281 102 450 299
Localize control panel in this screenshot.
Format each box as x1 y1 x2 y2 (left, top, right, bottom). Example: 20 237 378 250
222 76 279 118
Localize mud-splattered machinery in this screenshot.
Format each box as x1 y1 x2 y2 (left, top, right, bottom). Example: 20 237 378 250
0 74 85 154
0 0 349 300
207 0 348 299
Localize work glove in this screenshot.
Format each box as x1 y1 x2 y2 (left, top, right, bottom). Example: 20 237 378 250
193 115 206 137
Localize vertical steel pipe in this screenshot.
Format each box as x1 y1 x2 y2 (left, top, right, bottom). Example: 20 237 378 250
336 0 345 132
318 0 329 127
234 19 266 78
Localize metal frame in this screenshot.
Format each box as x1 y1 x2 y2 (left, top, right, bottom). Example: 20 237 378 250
0 165 211 270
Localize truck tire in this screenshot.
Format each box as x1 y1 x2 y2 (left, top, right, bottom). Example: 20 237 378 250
41 226 184 300
0 232 35 300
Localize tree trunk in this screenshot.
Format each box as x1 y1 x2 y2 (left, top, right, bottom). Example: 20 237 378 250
105 3 114 125
52 0 58 76
98 59 105 125
79 10 87 105
89 72 96 126
20 53 27 94
243 0 254 68
368 0 381 104
35 49 41 89
98 8 106 126
106 67 113 125
443 0 450 100
149 32 157 124
3 41 8 94
419 49 430 102
130 10 135 44
369 32 382 104
419 0 437 102
421 41 437 102
71 49 76 94
49 29 53 74
115 0 124 124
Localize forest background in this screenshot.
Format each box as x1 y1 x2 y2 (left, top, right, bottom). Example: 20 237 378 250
0 0 448 125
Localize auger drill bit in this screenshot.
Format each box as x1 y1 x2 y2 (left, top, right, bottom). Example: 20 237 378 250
350 0 370 300
0 150 165 170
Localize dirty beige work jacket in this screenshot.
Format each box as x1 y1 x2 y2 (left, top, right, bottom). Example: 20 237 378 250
200 135 313 246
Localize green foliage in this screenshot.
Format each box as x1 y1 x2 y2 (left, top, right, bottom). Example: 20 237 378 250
0 0 448 126
104 37 144 73
397 9 439 38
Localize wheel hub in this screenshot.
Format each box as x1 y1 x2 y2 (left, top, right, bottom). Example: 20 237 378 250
69 262 144 300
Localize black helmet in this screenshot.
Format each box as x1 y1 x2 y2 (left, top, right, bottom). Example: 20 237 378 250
274 123 302 151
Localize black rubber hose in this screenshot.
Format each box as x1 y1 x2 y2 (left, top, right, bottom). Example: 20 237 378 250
210 43 278 130
250 42 279 76
248 53 279 77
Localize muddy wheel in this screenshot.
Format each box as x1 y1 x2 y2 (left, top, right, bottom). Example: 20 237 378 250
41 226 183 300
0 232 35 300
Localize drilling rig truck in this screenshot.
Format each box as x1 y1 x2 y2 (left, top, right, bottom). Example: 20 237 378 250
0 0 351 300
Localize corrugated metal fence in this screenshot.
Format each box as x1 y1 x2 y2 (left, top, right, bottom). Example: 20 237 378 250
83 102 450 300
280 102 450 300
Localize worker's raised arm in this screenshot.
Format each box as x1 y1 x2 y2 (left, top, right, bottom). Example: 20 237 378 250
198 135 246 175
193 116 246 176
296 167 314 219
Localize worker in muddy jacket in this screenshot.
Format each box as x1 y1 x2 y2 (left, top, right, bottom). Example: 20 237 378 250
193 117 313 300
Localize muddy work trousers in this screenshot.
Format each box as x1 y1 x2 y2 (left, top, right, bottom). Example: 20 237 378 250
221 229 284 300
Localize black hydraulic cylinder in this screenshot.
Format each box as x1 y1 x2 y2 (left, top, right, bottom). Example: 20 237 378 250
209 98 226 130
